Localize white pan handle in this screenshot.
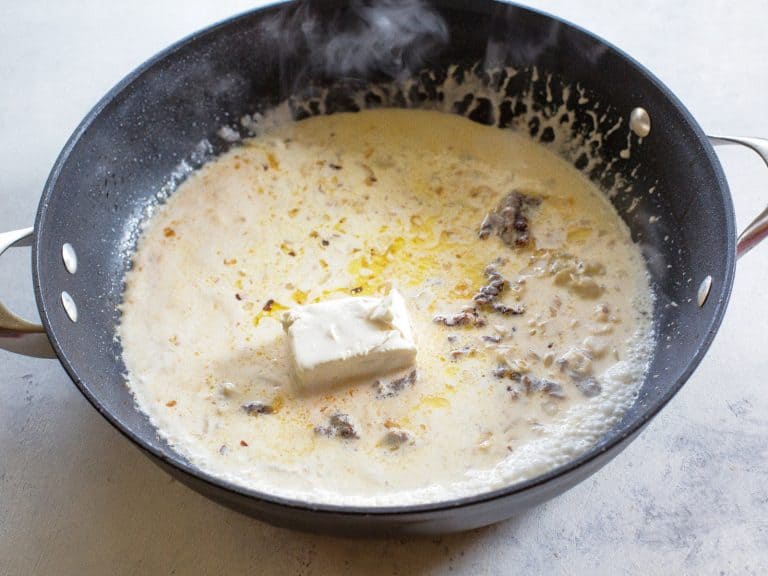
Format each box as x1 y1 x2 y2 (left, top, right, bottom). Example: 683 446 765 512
0 227 56 358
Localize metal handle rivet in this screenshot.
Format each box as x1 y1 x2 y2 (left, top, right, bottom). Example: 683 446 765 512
62 243 77 274
697 275 712 307
630 107 651 138
61 291 78 322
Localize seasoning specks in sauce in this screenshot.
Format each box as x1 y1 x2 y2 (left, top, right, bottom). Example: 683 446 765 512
119 109 654 506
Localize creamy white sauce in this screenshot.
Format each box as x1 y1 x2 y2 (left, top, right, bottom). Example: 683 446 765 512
119 109 654 506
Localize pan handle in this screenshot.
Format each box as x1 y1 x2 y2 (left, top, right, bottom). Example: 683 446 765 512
708 135 768 258
0 227 56 358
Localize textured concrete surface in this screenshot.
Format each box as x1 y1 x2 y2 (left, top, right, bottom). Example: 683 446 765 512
1 1 766 574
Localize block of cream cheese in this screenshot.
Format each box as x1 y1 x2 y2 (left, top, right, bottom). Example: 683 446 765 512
281 289 417 390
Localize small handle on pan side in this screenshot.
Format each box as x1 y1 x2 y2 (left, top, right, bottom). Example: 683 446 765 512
0 227 56 358
708 136 768 258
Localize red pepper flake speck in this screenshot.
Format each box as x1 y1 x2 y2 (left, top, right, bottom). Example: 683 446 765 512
240 440 248 447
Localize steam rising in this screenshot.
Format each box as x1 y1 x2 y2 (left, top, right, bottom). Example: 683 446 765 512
261 0 448 86
322 0 448 79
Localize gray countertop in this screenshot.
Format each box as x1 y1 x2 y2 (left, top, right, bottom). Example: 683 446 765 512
1 1 766 574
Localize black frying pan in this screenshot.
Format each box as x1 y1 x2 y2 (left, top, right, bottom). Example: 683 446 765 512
1 0 766 536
